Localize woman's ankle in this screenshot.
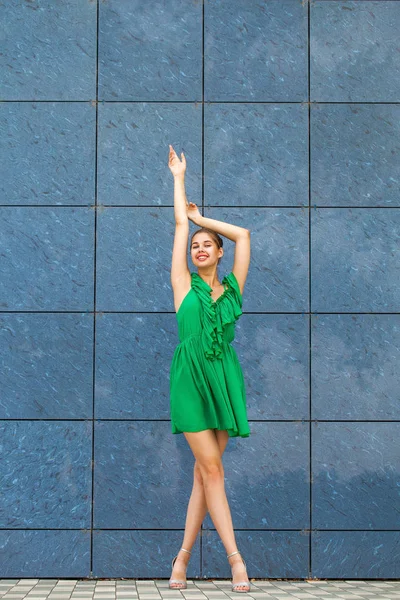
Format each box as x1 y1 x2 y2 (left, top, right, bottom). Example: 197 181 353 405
177 548 191 563
228 552 245 566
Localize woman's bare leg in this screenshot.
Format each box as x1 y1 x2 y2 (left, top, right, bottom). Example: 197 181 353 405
182 428 249 590
169 429 229 587
183 429 230 550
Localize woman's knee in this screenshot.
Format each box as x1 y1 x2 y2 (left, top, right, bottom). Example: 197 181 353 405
184 429 225 484
197 458 224 482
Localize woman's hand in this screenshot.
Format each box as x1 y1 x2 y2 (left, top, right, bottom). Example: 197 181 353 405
168 144 186 178
187 201 202 224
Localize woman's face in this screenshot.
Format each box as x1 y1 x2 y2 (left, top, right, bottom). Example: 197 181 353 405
191 233 222 267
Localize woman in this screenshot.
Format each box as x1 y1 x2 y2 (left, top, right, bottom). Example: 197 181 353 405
168 145 251 593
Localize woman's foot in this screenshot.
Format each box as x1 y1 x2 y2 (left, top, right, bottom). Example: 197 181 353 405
169 548 191 589
228 552 250 592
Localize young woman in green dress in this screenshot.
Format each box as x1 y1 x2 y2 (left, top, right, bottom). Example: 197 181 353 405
167 145 251 593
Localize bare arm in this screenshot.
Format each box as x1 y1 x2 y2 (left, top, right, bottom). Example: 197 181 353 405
168 146 191 310
191 213 251 296
192 214 248 243
173 176 189 225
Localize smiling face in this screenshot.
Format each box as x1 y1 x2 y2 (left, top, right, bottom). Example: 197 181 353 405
191 232 223 268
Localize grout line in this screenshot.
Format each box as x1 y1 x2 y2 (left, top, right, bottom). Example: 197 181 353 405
200 0 205 575
1 205 398 209
89 0 101 578
1 311 400 315
1 99 400 105
308 0 312 581
201 0 205 221
1 419 400 424
1 526 400 531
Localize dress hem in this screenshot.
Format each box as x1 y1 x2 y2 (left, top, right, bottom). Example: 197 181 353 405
171 425 250 438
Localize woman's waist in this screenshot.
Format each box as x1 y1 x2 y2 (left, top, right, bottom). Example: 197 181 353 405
179 332 232 344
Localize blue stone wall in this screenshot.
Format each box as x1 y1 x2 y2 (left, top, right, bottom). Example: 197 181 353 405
1 0 399 580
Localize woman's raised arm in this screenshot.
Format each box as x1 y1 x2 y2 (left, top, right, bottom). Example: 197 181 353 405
168 145 191 298
169 145 187 225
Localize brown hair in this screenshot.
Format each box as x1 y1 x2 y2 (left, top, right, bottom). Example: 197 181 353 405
190 227 224 264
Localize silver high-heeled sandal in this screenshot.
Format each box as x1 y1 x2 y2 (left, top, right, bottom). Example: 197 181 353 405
168 547 192 589
227 550 251 593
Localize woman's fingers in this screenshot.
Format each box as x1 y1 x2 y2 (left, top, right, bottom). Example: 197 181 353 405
169 152 177 165
169 145 185 166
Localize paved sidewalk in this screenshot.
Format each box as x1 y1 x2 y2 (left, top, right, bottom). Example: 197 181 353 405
1 579 400 600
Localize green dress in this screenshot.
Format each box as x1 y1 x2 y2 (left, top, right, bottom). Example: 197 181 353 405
169 270 250 438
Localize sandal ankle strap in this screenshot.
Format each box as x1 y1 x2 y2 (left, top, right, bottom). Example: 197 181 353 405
171 547 192 569
227 550 247 569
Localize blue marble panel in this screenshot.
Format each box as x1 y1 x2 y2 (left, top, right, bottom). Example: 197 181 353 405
0 0 96 101
97 103 201 206
208 207 309 312
312 531 400 579
311 104 400 207
0 314 93 419
202 529 309 579
0 421 92 528
0 530 90 578
312 315 400 420
93 530 200 578
204 0 308 102
239 315 309 420
0 207 94 311
311 1 400 102
96 207 202 311
204 104 308 207
95 313 176 420
203 422 309 530
0 103 96 206
98 0 202 101
94 421 197 529
311 208 400 312
312 422 400 529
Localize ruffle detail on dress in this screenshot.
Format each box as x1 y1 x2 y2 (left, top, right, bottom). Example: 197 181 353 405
191 271 243 361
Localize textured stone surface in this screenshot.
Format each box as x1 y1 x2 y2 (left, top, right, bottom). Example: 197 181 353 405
0 421 92 528
311 104 400 207
0 207 94 310
311 208 400 312
97 103 202 206
0 103 96 205
204 105 308 206
98 0 202 101
0 0 96 100
311 1 400 102
312 422 400 530
204 0 308 101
